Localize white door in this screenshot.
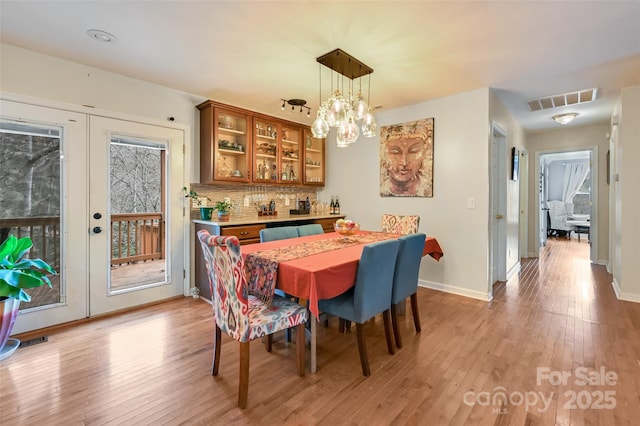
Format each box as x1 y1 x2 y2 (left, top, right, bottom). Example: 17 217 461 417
88 116 185 315
1 100 89 334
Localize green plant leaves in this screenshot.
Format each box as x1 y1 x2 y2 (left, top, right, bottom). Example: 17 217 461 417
0 235 57 302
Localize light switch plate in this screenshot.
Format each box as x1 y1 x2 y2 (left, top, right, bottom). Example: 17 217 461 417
467 197 476 209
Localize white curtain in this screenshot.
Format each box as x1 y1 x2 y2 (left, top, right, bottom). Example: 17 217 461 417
562 161 589 203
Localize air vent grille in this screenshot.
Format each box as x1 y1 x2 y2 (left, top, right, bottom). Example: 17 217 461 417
527 88 598 111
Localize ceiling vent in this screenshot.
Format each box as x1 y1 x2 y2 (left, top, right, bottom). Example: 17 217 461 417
527 88 598 112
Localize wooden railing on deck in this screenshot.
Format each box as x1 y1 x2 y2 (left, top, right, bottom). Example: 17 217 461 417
0 216 60 271
0 213 164 268
110 213 164 265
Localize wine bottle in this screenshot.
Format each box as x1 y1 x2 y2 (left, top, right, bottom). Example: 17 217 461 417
330 197 335 215
335 197 340 215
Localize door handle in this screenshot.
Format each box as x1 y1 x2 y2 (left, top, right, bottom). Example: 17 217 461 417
496 214 504 220
93 226 102 234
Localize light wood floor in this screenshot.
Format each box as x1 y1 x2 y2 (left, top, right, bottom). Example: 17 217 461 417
3 238 639 425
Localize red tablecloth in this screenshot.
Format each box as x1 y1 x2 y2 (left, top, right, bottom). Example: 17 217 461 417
241 231 443 319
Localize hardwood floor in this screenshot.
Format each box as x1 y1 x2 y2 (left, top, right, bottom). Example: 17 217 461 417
3 238 639 425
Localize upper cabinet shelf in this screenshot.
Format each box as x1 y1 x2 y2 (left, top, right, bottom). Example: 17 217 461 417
197 100 325 186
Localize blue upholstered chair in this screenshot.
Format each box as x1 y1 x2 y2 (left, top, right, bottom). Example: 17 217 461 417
197 230 307 408
259 226 299 242
318 239 400 376
297 223 324 236
390 233 426 349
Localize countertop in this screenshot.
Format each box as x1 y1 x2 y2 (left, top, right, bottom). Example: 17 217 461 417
192 212 346 227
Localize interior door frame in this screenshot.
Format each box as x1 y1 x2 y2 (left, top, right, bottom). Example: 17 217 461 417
534 146 598 263
489 122 507 293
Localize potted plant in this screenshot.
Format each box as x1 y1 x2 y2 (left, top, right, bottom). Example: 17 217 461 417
1 235 57 359
182 187 214 220
214 199 233 222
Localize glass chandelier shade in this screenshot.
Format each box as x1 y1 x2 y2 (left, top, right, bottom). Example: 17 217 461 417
311 49 377 146
311 88 377 144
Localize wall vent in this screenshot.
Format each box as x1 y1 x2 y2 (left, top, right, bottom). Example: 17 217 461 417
527 88 598 111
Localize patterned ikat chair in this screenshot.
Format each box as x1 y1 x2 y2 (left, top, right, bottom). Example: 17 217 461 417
380 214 420 234
197 230 308 408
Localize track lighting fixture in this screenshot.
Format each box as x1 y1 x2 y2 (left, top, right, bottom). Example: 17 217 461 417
281 99 311 117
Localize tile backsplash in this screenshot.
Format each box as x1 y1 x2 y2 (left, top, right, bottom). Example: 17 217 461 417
188 183 324 220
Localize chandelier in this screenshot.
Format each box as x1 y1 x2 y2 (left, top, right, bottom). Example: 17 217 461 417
311 49 378 147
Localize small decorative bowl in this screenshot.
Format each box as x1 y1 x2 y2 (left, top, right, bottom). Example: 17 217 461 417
334 221 360 237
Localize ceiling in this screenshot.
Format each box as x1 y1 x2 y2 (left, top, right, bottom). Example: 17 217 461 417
1 1 639 133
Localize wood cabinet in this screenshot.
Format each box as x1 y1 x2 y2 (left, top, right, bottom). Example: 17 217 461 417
220 223 265 245
303 128 325 185
197 100 322 186
198 102 251 184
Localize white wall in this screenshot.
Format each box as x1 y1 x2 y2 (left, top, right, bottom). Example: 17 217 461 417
526 124 610 263
613 85 640 302
323 88 493 300
0 43 205 182
489 91 526 273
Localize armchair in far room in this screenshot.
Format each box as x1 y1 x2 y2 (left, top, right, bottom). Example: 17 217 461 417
547 200 574 238
381 214 420 234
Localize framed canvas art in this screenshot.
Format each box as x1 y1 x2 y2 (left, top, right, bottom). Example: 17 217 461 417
380 118 434 197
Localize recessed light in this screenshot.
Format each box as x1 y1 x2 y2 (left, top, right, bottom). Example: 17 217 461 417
86 29 117 43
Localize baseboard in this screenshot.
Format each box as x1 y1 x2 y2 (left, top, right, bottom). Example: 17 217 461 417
611 279 640 303
611 278 621 298
419 280 492 302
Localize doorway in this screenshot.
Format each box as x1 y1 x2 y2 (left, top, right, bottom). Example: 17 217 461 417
1 100 186 333
536 148 597 263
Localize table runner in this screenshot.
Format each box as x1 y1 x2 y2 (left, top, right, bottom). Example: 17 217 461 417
245 232 397 305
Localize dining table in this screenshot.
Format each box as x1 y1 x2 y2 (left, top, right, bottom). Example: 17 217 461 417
241 230 444 373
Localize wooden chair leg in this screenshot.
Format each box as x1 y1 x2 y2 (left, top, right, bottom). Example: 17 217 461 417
286 328 292 342
339 318 345 333
390 304 402 349
296 325 305 377
238 341 250 409
382 310 395 355
410 293 421 332
355 323 370 376
212 325 222 376
266 334 273 352
345 320 352 333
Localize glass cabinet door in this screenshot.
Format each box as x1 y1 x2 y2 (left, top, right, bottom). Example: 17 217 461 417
253 118 280 183
280 124 301 184
303 128 325 185
214 109 249 181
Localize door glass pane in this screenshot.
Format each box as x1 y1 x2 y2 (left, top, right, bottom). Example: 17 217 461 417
109 136 168 293
0 121 62 310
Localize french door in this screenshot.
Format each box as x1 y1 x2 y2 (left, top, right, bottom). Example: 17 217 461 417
88 116 185 315
1 100 89 333
1 99 185 333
